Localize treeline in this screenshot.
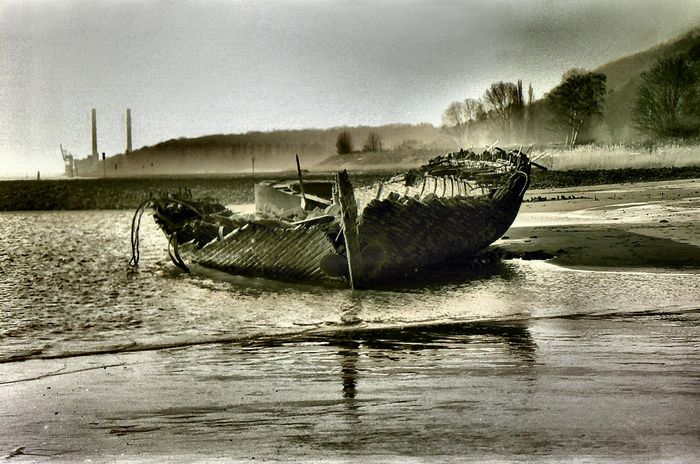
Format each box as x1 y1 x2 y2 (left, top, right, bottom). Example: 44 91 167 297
453 71 607 146
440 27 700 147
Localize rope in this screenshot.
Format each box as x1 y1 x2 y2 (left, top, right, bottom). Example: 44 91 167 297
129 199 152 267
516 171 530 197
128 194 206 269
168 233 190 272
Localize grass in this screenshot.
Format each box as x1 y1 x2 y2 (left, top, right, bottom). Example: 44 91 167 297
534 143 700 170
314 148 440 171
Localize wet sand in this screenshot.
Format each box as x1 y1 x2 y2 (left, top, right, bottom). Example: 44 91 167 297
497 178 700 270
1 314 698 463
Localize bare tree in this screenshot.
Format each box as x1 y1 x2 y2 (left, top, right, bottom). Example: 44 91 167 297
483 81 522 139
442 98 484 141
463 98 485 124
524 83 535 140
362 132 382 152
442 101 467 131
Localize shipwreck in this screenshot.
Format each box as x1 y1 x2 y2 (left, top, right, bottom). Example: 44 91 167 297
130 147 539 289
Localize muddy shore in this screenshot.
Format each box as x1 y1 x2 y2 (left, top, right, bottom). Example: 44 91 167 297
496 178 700 271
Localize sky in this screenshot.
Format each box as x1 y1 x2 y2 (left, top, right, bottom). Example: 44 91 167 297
1 0 699 176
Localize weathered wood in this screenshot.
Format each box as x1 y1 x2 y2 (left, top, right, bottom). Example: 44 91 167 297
147 146 533 287
375 182 384 200
336 170 364 289
295 154 307 209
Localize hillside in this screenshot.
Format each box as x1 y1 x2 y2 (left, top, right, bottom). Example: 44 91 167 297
595 27 700 140
595 26 700 91
460 26 700 145
85 123 452 177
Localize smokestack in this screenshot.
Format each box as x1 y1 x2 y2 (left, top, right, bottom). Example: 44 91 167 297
126 108 132 154
91 108 98 160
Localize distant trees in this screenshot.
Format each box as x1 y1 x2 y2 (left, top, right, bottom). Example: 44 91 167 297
633 56 699 138
362 132 382 152
441 81 536 143
483 80 524 140
336 131 353 154
546 70 607 145
442 98 484 141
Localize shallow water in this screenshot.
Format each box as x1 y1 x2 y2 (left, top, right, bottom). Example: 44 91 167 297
1 210 699 461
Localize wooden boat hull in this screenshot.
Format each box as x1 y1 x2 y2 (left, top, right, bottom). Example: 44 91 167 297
138 148 534 288
358 192 524 282
178 222 338 283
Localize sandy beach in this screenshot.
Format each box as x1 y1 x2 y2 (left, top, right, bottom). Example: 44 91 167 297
496 178 700 270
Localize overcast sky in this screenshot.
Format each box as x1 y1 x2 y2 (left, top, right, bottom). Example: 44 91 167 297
1 0 699 176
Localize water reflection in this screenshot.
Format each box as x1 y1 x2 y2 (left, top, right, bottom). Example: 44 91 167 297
337 341 360 400
325 321 534 355
327 321 536 406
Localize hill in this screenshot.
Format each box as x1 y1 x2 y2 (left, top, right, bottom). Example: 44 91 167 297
453 26 700 145
78 123 452 177
595 27 700 140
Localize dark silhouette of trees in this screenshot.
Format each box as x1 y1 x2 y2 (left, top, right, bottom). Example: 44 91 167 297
633 56 699 138
362 132 382 152
336 131 353 154
546 70 607 145
483 81 524 140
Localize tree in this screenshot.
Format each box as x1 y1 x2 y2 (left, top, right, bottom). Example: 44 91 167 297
362 132 382 152
633 56 699 138
524 83 535 140
336 131 353 154
483 81 523 139
546 70 607 145
441 98 484 140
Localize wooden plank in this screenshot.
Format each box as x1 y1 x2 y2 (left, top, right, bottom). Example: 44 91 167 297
296 154 307 209
336 170 364 289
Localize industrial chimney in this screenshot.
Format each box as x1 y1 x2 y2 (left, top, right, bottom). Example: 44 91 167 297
126 108 132 154
91 108 98 160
